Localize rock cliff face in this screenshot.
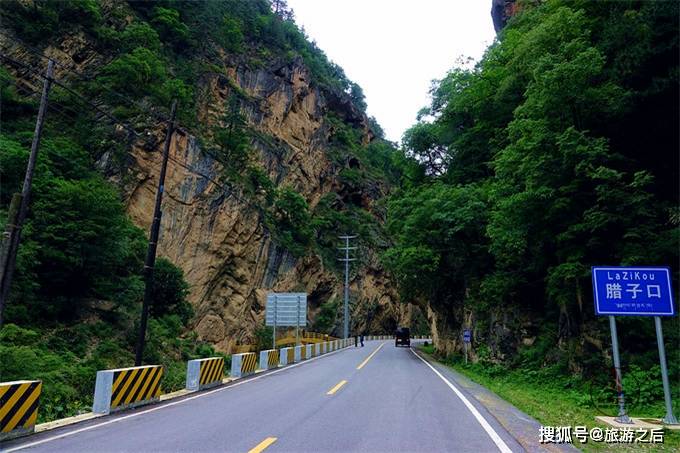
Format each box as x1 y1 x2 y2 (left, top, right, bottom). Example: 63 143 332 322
491 0 519 33
115 56 409 351
0 5 417 351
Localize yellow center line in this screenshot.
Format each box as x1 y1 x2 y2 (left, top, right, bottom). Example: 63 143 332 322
248 437 277 453
356 342 385 370
326 380 348 395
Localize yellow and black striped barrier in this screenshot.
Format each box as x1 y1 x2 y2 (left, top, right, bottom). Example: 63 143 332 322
0 380 42 441
186 357 225 391
231 353 257 378
92 365 163 414
259 349 280 370
280 347 295 366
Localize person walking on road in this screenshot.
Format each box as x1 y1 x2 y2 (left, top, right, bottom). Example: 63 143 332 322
360 333 364 347
354 334 358 347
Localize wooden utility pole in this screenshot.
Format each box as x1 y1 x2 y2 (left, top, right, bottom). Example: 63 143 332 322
135 100 177 366
0 59 54 327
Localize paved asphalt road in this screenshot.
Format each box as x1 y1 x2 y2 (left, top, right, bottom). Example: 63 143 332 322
3 340 525 453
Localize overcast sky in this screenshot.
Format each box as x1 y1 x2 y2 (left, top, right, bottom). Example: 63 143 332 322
287 0 497 143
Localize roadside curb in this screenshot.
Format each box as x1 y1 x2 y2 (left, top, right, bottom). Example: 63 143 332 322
412 347 579 453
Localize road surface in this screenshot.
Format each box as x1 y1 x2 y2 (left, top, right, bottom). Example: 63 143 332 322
3 340 525 453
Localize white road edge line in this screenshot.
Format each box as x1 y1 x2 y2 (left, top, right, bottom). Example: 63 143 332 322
410 348 514 453
3 347 351 453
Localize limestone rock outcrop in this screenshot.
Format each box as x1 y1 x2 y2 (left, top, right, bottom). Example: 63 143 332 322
116 56 410 351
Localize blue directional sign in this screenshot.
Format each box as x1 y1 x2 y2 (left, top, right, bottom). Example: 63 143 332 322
592 267 675 316
463 329 471 343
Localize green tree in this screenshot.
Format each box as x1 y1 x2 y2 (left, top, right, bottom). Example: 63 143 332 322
99 47 166 96
151 7 190 47
266 187 313 256
212 95 252 177
150 258 193 325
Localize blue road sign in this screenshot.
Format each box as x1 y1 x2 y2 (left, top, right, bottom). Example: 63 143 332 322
463 329 471 343
592 267 675 316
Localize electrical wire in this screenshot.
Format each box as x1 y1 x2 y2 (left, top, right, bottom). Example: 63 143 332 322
0 32 172 127
0 51 144 138
0 42 269 222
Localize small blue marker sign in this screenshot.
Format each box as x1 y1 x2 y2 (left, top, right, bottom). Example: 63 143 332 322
592 267 675 316
463 329 471 343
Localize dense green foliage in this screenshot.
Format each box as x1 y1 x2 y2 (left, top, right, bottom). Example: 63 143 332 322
0 128 211 419
388 0 678 378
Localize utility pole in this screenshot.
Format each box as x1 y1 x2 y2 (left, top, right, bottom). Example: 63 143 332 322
0 59 54 327
135 100 177 366
337 235 357 339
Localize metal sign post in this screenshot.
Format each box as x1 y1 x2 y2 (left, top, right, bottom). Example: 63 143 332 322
296 295 301 346
654 316 678 424
463 329 471 365
272 294 277 350
592 266 677 425
608 315 632 423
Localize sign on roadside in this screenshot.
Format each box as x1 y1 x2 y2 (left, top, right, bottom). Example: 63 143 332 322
592 266 678 426
265 293 307 349
592 267 674 316
463 329 471 343
265 293 307 327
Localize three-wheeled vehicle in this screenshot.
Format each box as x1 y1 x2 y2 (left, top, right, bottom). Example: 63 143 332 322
395 327 410 347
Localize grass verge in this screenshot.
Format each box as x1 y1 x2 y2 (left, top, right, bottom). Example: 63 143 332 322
419 344 679 452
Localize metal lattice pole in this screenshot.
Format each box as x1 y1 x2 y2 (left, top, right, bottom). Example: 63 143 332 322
338 235 357 339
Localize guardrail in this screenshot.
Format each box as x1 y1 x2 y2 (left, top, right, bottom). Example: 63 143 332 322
280 347 294 366
0 380 42 441
259 349 280 371
231 352 257 378
93 365 163 415
2 333 370 441
186 357 225 391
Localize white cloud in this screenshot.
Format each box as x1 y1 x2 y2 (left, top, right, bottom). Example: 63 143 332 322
287 0 496 143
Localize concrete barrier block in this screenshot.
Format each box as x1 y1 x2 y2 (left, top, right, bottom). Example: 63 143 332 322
93 365 163 415
186 357 224 391
0 380 42 441
259 349 280 370
280 347 294 366
306 344 313 358
231 353 257 378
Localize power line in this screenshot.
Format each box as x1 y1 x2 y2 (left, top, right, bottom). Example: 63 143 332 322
1 45 271 225
0 51 142 138
0 30 164 121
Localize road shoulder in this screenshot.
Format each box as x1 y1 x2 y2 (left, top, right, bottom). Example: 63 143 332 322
413 347 579 453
